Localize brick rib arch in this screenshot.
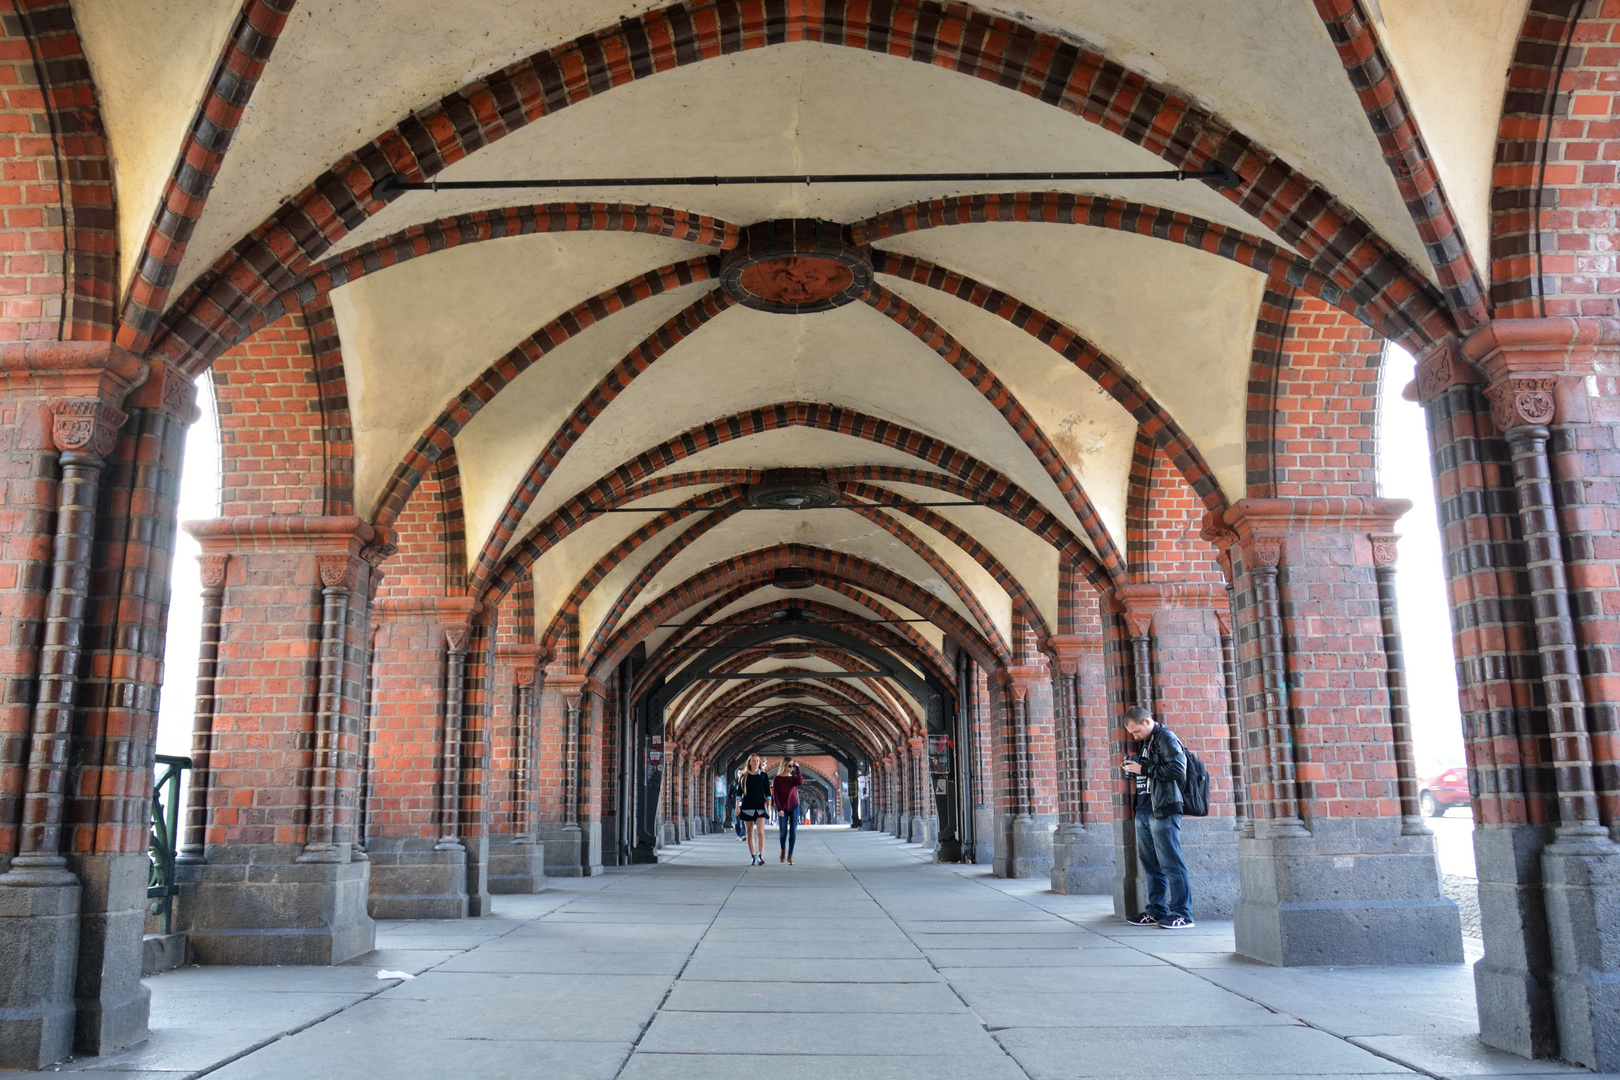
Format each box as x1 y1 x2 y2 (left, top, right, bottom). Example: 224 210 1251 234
469 287 737 586
3 1 118 341
203 205 738 361
673 650 919 742
872 252 1229 512
689 682 905 760
704 706 891 771
854 193 1446 350
479 402 1112 601
690 693 904 767
636 597 953 699
150 0 1452 375
541 487 747 659
371 257 717 530
593 543 1008 676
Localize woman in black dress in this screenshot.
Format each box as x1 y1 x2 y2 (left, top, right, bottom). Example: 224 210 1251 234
737 754 773 865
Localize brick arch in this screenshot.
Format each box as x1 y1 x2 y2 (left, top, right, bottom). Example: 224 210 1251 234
479 402 1116 599
705 705 891 772
690 680 906 759
634 596 954 699
592 543 1009 677
474 281 1123 590
377 447 469 599
1491 1 1620 318
151 0 1452 376
1244 282 1297 496
200 205 738 362
872 252 1229 513
674 649 920 748
1124 428 1156 580
1126 438 1225 584
691 690 904 767
0 0 117 341
854 193 1448 351
541 484 748 659
370 257 716 532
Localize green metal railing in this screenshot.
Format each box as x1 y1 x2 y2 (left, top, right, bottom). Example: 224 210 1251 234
148 755 191 935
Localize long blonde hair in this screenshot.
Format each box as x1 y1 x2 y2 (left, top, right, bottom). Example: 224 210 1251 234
746 754 763 775
775 758 795 777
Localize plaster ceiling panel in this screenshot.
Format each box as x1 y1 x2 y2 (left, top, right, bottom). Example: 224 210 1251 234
1372 0 1529 280
642 583 938 658
169 0 661 294
72 0 242 290
977 0 1432 279
332 41 1292 261
615 514 982 640
479 302 1093 569
874 224 1266 499
877 276 1139 544
524 485 724 648
328 231 705 516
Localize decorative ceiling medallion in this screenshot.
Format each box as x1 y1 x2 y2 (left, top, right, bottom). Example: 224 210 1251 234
720 219 872 313
748 468 841 510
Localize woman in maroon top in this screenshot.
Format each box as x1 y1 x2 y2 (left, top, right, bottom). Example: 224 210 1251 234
772 758 803 864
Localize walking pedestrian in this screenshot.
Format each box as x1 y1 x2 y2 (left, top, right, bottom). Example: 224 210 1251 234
1120 705 1194 928
732 768 745 839
773 757 803 864
738 755 773 865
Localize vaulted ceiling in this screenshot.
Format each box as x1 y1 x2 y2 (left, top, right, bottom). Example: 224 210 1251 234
72 0 1531 752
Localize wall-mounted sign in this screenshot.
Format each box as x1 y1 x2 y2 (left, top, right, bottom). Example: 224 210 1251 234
927 734 952 775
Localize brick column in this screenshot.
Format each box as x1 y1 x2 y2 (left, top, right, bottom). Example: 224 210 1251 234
488 644 546 895
906 735 932 846
174 516 377 964
1048 633 1112 894
1466 318 1620 1071
0 343 145 1068
1112 584 1241 918
994 659 1057 878
1208 498 1461 967
363 596 474 919
536 670 598 875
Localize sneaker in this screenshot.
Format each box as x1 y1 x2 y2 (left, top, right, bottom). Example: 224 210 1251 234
1159 916 1195 930
1124 913 1158 926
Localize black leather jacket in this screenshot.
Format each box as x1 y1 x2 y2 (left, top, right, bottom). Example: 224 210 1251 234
1138 724 1187 818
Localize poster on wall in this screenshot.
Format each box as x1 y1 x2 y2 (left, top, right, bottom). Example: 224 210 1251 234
927 733 952 775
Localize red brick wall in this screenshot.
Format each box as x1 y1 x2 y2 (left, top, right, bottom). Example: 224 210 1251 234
1144 607 1237 813
1494 0 1620 318
365 612 443 840
211 313 327 517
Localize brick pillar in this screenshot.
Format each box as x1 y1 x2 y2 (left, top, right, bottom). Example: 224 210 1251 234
906 735 932 846
0 343 146 1068
488 644 546 895
1207 499 1461 967
363 597 474 919
995 657 1057 879
536 669 599 875
175 516 378 964
1113 584 1241 918
1049 632 1113 894
1464 318 1620 1071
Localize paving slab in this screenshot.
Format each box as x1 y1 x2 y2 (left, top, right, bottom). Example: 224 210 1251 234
620 1052 1030 1079
994 1024 1417 1077
663 979 962 1013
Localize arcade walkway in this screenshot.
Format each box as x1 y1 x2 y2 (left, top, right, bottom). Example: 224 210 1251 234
34 831 1602 1080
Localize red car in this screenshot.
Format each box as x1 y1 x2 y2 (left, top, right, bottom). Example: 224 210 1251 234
1419 766 1471 817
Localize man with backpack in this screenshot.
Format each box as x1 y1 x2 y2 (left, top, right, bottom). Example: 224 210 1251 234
1120 705 1197 929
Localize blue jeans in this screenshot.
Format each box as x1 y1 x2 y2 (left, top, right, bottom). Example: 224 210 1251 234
1135 810 1191 920
778 810 798 855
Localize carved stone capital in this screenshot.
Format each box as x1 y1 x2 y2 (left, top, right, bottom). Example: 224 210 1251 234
1199 508 1239 551
550 673 590 709
1122 610 1155 638
1413 338 1482 405
1239 535 1282 569
1485 375 1559 433
1369 533 1401 568
197 553 230 590
442 622 473 653
502 643 548 687
316 553 357 590
48 397 125 457
360 542 397 567
1045 633 1098 675
1000 664 1045 701
1214 611 1233 636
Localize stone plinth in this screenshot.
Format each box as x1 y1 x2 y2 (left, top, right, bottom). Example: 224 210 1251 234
177 847 374 966
0 881 79 1069
1050 823 1112 895
366 838 468 919
993 814 1055 879
486 836 547 894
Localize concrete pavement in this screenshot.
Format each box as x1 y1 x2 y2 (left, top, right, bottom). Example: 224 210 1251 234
26 828 1610 1080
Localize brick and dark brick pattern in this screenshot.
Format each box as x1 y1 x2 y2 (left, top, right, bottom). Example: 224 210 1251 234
1493 0 1620 318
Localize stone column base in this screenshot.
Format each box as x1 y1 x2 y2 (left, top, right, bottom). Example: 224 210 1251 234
1112 818 1146 918
1051 823 1113 895
993 814 1056 878
67 852 150 1057
909 816 937 847
539 823 601 877
1234 820 1462 966
177 846 375 964
0 880 79 1069
1472 823 1558 1062
1181 817 1241 919
486 837 547 895
364 839 469 919
1541 833 1620 1072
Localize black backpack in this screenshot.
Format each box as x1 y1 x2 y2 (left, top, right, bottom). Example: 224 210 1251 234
1179 746 1211 817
